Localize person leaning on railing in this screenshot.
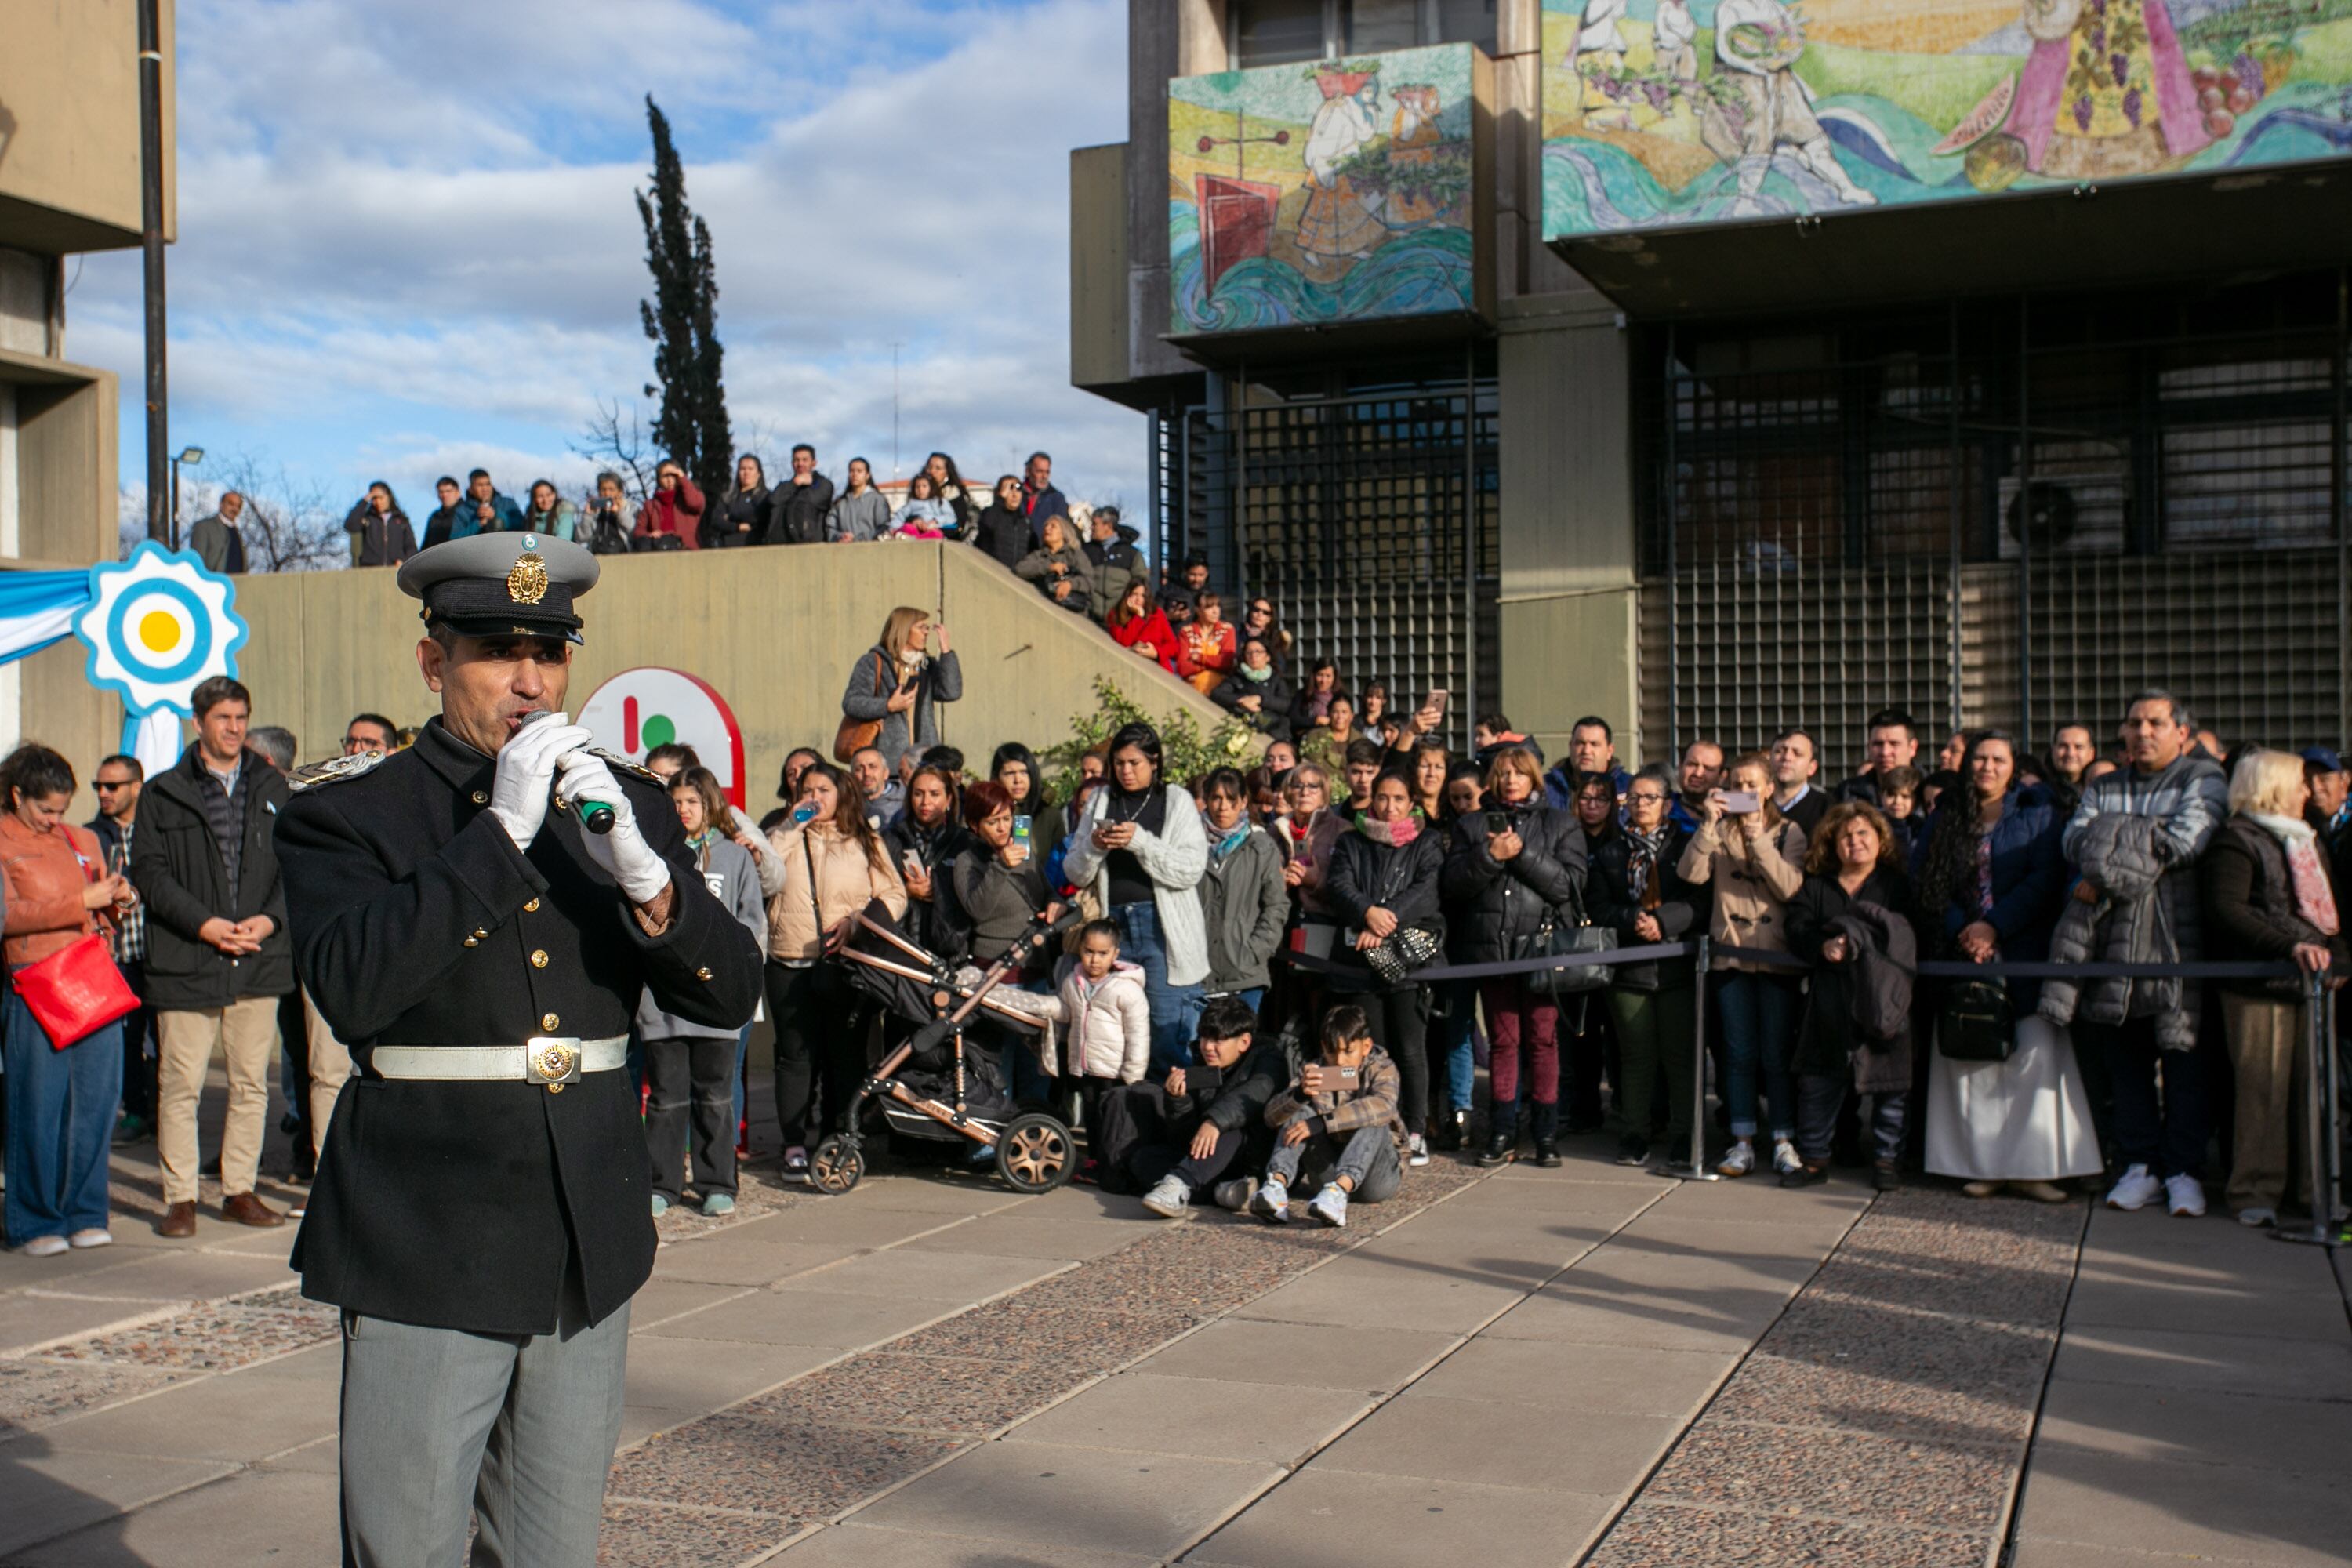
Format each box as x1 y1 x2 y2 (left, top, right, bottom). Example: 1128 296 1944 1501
1585 766 1702 1171
1914 731 2098 1203
2199 747 2347 1229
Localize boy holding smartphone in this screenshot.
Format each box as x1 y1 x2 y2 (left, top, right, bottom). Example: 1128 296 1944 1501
1250 1003 1406 1228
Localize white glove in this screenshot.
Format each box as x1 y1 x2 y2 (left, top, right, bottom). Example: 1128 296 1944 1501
489 713 593 851
556 753 673 905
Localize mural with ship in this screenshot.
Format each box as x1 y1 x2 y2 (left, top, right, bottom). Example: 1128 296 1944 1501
1540 0 2352 237
1170 42 1486 335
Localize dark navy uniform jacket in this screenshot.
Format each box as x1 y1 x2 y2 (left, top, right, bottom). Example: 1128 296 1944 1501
274 717 761 1334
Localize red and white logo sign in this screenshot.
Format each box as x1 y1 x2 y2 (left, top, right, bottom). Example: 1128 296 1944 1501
577 666 746 810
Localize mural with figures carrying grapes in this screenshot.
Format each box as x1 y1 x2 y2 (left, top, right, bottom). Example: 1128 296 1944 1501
1540 0 2352 238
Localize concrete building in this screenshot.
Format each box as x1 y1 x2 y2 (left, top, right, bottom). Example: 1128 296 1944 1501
1071 0 2352 766
0 0 176 789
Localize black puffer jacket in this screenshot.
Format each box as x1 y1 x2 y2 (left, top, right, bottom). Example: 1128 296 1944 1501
1323 822 1447 993
883 814 972 958
1584 824 1700 991
2201 816 2349 1001
1439 801 1585 965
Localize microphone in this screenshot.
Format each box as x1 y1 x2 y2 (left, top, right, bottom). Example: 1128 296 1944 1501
517 710 616 835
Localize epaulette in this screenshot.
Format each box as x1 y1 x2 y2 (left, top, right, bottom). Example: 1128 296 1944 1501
288 750 390 792
588 747 663 786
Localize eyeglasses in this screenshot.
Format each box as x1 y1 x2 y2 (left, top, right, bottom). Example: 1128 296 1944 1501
94 781 133 792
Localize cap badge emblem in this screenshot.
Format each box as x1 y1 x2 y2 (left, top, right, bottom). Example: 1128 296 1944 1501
507 552 550 606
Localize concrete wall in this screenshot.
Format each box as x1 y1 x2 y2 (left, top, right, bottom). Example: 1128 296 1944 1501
1069 144 1130 393
227 542 1237 790
1494 293 1642 764
0 0 177 254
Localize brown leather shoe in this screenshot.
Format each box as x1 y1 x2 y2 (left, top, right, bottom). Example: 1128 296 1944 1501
156 1200 198 1239
220 1192 285 1228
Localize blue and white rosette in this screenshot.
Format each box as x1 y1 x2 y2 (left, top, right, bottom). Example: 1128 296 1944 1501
73 543 250 776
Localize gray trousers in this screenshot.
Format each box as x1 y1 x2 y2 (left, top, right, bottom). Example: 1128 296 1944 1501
338 1277 630 1568
1267 1123 1403 1203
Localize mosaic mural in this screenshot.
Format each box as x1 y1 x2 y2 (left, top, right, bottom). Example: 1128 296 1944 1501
1171 42 1486 334
1540 0 2352 236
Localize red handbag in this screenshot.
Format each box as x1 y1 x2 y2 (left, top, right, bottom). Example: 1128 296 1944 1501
11 837 140 1050
13 930 140 1050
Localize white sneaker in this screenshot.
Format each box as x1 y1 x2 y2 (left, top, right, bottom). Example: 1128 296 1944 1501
2165 1173 2207 1218
2237 1205 2277 1228
650 1194 669 1217
1250 1181 1290 1224
1715 1140 1755 1178
1771 1138 1803 1176
2105 1164 2161 1211
1307 1185 1349 1228
20 1235 69 1258
1140 1175 1192 1219
1406 1134 1429 1168
67 1229 113 1249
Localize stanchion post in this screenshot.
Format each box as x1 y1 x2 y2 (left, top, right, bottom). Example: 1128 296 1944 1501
2277 971 2339 1247
1678 935 1721 1181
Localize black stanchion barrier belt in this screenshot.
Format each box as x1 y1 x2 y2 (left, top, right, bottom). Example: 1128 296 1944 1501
1284 939 2308 986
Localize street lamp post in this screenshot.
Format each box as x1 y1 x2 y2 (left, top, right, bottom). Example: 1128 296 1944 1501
169 446 203 552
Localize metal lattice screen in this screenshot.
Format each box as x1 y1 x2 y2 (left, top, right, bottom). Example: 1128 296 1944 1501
1637 273 2351 768
1174 375 1500 750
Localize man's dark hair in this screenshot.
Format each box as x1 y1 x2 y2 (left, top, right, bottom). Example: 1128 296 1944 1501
190 675 252 718
646 742 702 771
792 442 815 460
2049 719 2092 746
467 468 489 482
1866 707 1918 741
435 474 459 491
2125 688 2194 731
1343 738 1385 769
1080 918 1121 949
1197 993 1258 1045
1319 1002 1372 1053
97 753 143 781
1027 450 1051 466
347 712 396 739
1772 725 1818 752
919 745 964 777
1095 506 1120 524
1879 764 1923 796
1475 711 1512 734
1571 715 1613 742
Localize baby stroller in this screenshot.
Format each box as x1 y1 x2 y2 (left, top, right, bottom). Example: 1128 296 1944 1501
811 902 1081 1197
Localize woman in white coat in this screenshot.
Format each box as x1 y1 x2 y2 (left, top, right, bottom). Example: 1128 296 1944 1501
1061 722 1210 1077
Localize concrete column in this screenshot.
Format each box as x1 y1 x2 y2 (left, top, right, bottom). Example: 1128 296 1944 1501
1495 296 1644 761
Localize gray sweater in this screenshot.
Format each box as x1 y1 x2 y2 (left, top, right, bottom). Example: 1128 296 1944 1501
840 646 963 773
636 833 767 1040
827 489 892 542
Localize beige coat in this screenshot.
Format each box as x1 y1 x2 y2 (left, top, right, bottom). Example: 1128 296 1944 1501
763 822 908 964
1677 816 1806 971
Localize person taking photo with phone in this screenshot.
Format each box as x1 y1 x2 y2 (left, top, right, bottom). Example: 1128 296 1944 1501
1247 1003 1406 1228
839 607 962 776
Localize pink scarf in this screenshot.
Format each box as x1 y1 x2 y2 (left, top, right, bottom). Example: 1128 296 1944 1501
2249 812 2339 935
1357 812 1421 848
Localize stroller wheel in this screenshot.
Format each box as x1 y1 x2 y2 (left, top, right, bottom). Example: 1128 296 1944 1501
810 1136 865 1196
996 1113 1075 1194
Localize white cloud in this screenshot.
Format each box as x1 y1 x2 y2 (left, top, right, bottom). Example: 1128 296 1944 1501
71 0 1145 518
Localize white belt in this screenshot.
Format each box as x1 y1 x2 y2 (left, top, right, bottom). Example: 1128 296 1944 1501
369 1036 629 1087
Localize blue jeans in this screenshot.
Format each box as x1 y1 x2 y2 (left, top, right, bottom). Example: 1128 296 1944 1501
732 1022 753 1133
4 990 123 1245
1433 979 1478 1112
1715 970 1799 1140
1110 901 1204 1076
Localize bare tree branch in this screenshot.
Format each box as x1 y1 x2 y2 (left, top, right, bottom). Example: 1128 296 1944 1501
190 453 348 573
571 397 658 500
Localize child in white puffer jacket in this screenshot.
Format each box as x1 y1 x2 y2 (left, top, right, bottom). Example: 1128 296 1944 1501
1057 920 1152 1174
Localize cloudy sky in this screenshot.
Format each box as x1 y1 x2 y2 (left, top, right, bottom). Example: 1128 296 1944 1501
74 0 1138 532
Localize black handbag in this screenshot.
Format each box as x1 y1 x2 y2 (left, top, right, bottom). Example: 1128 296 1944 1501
1363 921 1443 986
1522 887 1613 996
1937 977 2015 1062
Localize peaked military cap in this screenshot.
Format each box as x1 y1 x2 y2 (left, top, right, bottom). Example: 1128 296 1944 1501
396 531 601 643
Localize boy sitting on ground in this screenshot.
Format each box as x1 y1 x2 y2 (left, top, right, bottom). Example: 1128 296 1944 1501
1094 994 1287 1214
1251 1003 1406 1229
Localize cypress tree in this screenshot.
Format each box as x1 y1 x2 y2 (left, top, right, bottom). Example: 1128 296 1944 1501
636 96 732 499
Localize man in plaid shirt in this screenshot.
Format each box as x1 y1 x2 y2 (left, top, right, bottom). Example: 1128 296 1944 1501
86 755 158 1144
1249 1002 1407 1229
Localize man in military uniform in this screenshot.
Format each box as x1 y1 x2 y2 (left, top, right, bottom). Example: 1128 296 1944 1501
274 531 760 1567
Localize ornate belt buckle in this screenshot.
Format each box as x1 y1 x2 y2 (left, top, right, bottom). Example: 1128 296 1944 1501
526 1036 583 1091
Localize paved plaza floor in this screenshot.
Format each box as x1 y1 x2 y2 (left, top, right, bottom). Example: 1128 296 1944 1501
2 1082 2347 1566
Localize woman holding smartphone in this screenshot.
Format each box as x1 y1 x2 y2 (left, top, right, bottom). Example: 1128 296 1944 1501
1442 746 1586 1167
951 780 1060 1106
1677 750 1809 1178
884 765 971 958
1327 771 1449 1166
764 763 907 1183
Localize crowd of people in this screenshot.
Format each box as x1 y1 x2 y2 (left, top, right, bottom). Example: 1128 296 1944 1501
5 559 2347 1255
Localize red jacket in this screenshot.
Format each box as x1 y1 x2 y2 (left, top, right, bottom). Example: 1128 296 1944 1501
0 815 104 969
1109 608 1177 672
635 477 706 549
1176 620 1236 681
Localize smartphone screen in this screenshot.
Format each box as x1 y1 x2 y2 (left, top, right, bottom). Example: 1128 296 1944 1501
1721 790 1760 815
1484 811 1508 835
1426 687 1450 717
1013 815 1033 844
